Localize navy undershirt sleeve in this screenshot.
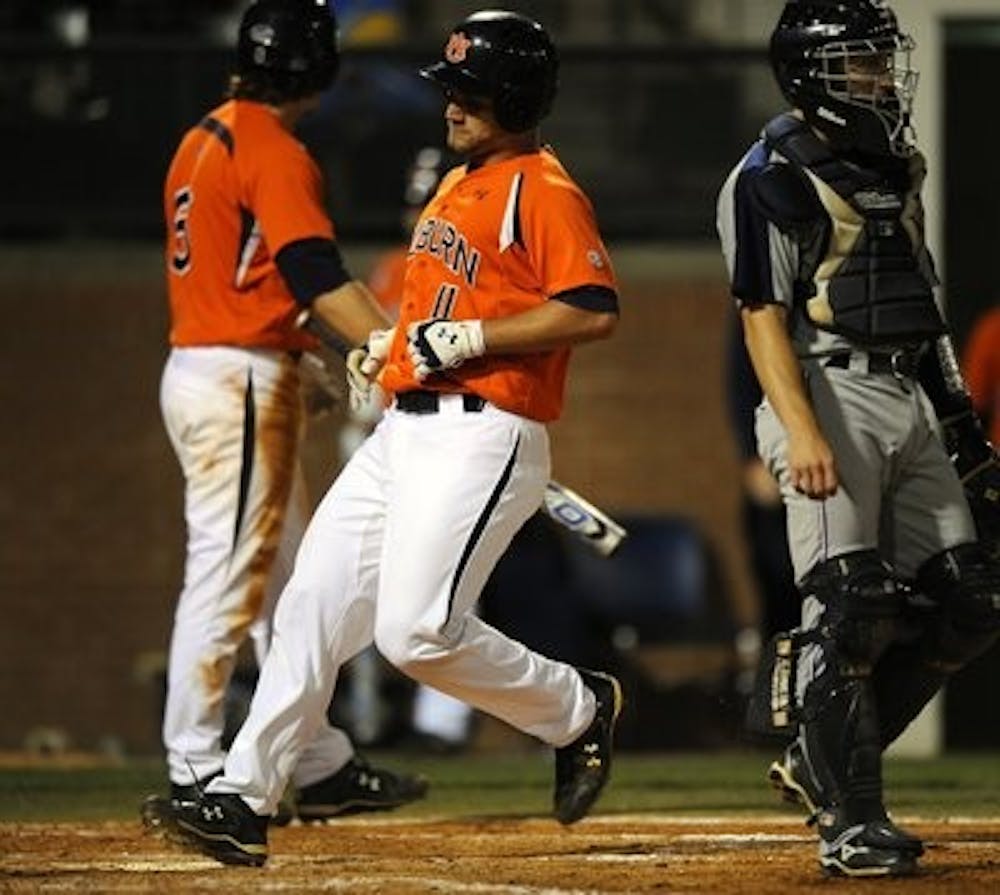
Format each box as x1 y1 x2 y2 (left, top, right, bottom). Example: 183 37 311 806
550 285 619 314
275 237 352 306
732 164 778 305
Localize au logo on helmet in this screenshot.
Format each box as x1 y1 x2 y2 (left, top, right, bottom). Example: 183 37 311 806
445 32 472 63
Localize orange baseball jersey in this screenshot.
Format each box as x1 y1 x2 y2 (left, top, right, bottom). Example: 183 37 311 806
962 306 1000 446
164 99 331 351
379 148 617 421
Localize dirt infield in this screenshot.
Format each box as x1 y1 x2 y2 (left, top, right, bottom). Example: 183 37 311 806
2 815 999 893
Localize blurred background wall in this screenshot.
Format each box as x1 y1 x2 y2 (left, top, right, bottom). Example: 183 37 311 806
0 0 998 756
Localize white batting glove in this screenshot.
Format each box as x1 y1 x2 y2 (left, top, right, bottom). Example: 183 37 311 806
407 318 486 381
346 326 394 413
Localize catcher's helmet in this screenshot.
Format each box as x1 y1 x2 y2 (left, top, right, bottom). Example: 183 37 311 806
770 0 917 157
236 0 339 101
420 10 558 133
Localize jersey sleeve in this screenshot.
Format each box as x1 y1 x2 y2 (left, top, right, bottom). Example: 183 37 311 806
245 135 334 256
717 154 798 309
519 175 617 299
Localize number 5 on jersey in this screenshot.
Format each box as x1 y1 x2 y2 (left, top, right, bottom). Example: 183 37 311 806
171 186 193 275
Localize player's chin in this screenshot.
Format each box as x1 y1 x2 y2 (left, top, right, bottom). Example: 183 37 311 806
446 128 470 152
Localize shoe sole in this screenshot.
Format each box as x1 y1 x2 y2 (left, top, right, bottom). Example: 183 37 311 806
767 759 818 816
820 854 918 878
174 818 268 867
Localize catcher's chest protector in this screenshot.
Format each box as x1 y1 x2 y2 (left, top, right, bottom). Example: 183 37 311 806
764 113 944 346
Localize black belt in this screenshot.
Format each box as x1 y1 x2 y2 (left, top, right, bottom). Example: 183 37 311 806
823 350 919 379
395 390 486 414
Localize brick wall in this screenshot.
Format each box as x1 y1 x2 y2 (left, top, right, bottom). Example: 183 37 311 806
0 242 756 754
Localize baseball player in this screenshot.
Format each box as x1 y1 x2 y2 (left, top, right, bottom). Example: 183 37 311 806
169 10 623 867
717 0 1000 878
147 0 427 830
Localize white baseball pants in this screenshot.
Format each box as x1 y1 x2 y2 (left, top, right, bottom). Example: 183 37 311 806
160 347 352 788
211 395 596 814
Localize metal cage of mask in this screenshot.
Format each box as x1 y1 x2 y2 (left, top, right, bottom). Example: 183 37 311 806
809 33 918 156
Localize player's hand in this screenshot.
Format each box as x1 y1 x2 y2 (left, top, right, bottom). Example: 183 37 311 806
407 318 486 381
787 430 838 499
346 327 394 413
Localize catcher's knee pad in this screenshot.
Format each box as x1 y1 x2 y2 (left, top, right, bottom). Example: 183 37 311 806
745 552 904 741
802 550 906 667
915 543 1000 672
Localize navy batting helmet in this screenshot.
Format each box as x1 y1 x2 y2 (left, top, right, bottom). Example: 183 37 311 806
420 10 559 133
770 0 918 157
236 0 339 102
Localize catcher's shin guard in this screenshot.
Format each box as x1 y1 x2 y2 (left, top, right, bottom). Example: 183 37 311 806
795 553 904 823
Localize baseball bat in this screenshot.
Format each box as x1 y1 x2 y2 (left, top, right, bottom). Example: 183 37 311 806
295 308 628 556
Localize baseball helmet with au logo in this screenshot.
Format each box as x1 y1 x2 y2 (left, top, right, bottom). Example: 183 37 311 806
419 10 559 133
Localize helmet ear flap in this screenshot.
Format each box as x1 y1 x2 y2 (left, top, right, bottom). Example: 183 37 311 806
492 52 557 132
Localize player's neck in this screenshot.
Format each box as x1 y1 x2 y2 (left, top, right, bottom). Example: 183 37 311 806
466 132 539 168
271 95 320 131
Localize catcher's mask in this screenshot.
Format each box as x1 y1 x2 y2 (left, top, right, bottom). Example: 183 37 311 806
770 0 918 157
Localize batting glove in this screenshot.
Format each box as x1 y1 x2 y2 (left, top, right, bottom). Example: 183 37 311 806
407 318 485 381
346 326 394 413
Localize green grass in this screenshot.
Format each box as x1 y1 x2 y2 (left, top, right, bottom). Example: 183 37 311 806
1 751 998 823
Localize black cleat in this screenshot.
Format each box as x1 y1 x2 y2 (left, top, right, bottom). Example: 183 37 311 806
174 793 268 867
141 774 293 833
295 757 429 821
819 820 919 878
769 741 923 855
553 669 623 825
140 774 219 838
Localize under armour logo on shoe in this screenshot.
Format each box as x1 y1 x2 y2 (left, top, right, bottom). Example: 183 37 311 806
201 804 224 821
583 742 602 768
358 772 382 792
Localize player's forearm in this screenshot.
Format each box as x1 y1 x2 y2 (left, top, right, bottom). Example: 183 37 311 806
741 304 822 440
481 300 617 354
311 281 392 347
